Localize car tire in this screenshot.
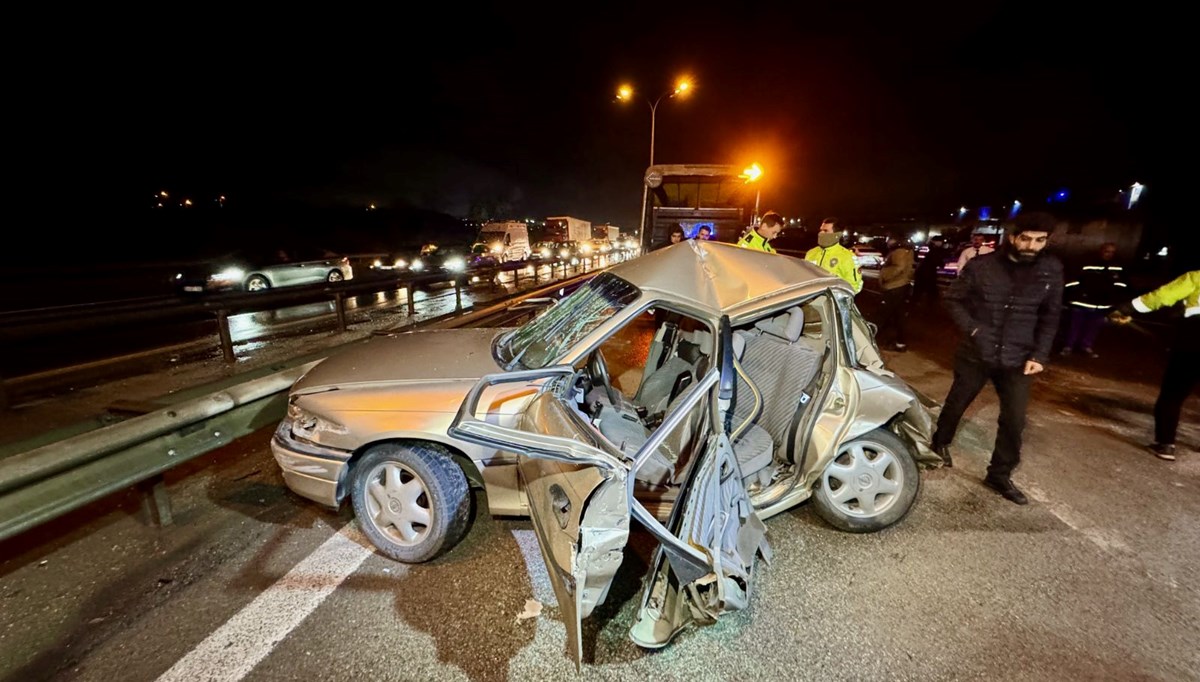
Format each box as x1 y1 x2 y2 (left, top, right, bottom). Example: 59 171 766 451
327 270 344 283
813 427 920 533
350 442 472 563
245 274 271 292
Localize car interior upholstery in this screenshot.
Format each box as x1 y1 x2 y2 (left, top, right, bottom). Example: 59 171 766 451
582 301 827 494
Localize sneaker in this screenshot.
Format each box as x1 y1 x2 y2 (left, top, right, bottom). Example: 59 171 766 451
1081 348 1099 359
935 444 953 468
983 476 1029 505
1147 443 1177 461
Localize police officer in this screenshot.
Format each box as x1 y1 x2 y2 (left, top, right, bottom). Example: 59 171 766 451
737 211 783 253
1111 270 1200 461
805 217 863 293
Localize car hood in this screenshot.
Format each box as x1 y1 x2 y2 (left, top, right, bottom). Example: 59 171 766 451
291 327 504 394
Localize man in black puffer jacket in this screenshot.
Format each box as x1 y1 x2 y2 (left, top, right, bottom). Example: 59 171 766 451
931 212 1064 505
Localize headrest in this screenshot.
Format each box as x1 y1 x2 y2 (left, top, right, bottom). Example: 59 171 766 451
688 329 713 351
754 306 805 343
677 340 703 365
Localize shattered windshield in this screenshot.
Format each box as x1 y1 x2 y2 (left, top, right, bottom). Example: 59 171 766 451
496 272 640 370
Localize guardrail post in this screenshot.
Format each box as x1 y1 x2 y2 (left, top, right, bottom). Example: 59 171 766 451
513 264 521 286
334 291 347 332
216 309 235 363
405 284 416 315
139 474 174 526
454 277 463 310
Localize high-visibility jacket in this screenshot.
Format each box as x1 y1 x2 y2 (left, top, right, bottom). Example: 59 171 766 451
1064 262 1127 309
1132 270 1200 318
736 229 776 253
805 244 863 293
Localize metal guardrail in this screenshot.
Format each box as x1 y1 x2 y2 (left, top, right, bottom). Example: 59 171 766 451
0 268 601 543
0 251 634 409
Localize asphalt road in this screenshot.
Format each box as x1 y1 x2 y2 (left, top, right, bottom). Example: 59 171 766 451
0 269 1196 682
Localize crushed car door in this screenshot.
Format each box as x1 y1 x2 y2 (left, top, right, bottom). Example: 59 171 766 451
626 316 770 649
448 367 630 669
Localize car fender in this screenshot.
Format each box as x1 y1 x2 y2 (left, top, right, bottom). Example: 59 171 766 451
845 368 940 466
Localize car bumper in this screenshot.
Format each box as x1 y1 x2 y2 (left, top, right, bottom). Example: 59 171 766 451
270 418 353 508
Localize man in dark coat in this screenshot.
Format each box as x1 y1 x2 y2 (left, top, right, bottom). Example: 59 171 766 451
931 212 1064 505
912 235 950 306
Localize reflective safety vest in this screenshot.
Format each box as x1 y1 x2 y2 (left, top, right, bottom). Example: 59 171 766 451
805 244 863 293
737 230 776 253
1133 270 1200 318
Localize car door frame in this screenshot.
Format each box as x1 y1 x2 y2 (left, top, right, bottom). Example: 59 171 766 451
449 329 766 664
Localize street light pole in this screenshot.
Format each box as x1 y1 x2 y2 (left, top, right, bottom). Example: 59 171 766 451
618 79 692 250
740 162 764 226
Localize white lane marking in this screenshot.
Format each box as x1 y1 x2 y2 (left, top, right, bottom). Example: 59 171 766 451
1024 484 1131 553
157 525 381 682
512 529 558 606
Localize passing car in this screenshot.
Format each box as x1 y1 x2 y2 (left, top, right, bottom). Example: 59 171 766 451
270 241 940 662
173 248 353 293
530 241 559 261
852 245 885 269
369 246 422 274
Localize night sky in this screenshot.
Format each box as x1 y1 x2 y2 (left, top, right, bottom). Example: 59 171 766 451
24 3 1172 256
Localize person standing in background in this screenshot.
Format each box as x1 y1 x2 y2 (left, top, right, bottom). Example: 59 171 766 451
1060 242 1127 358
957 233 994 274
912 235 950 306
875 236 915 351
737 211 783 253
805 217 863 293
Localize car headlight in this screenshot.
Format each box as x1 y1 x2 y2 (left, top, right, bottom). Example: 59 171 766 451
445 256 467 272
491 244 503 254
287 403 347 441
411 259 424 272
372 259 383 269
580 244 593 254
539 248 550 258
559 249 570 258
209 267 245 284
395 258 407 269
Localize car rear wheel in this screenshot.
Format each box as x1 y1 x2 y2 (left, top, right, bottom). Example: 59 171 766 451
327 270 344 283
813 428 920 533
350 443 471 563
245 274 271 292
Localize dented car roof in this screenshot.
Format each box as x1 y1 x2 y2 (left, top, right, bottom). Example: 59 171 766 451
604 240 850 318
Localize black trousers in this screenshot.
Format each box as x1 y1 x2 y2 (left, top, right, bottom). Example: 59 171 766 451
911 274 940 306
933 351 1032 479
1155 347 1200 445
875 285 910 345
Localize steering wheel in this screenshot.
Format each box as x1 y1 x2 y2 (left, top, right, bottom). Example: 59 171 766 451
588 348 621 406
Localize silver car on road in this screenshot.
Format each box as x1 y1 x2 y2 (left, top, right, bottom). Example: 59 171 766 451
270 240 941 662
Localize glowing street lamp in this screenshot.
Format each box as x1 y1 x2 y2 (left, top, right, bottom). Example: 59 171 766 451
616 76 693 167
618 76 695 242
740 162 764 224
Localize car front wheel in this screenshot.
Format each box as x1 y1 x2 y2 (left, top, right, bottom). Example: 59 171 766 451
350 443 472 562
327 270 344 283
812 427 920 533
245 274 271 292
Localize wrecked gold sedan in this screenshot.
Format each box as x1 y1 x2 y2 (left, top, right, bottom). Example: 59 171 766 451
270 241 941 660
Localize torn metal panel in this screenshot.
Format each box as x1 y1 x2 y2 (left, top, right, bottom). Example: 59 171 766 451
630 432 767 648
